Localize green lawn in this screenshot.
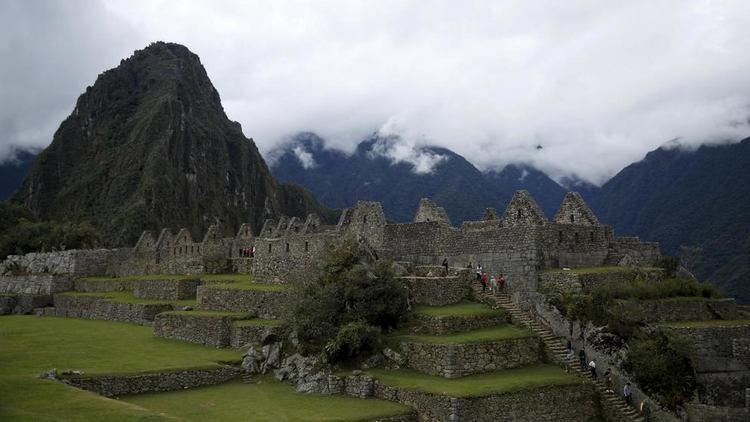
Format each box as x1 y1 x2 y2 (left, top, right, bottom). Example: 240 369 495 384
234 318 283 327
201 282 290 292
122 377 411 421
662 319 750 328
367 365 579 397
414 301 506 317
58 291 196 307
0 315 241 421
0 316 411 421
397 325 534 344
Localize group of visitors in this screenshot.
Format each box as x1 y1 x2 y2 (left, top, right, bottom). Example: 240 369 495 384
468 262 506 294
566 340 641 418
239 246 255 257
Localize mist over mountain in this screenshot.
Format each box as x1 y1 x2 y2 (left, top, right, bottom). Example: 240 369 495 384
270 132 567 224
0 148 37 200
11 42 335 246
587 138 750 303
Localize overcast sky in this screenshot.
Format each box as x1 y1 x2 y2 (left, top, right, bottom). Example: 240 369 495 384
2 0 750 184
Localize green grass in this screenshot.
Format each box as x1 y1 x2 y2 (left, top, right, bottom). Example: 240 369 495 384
662 319 750 328
367 365 579 397
414 301 506 317
234 318 283 327
58 291 196 307
396 325 535 344
0 315 241 421
199 274 251 283
122 377 411 421
80 274 199 282
201 282 290 292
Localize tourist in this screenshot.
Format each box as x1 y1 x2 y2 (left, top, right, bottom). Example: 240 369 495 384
578 349 586 370
442 258 449 276
603 368 613 393
640 400 650 421
498 273 506 292
588 359 597 379
489 274 498 294
250 246 255 257
481 273 488 292
624 383 632 405
475 264 482 281
565 346 575 361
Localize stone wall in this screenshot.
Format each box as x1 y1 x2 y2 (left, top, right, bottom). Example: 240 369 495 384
686 404 749 422
409 312 509 336
133 279 201 300
665 324 750 407
0 293 52 315
230 322 282 348
52 294 173 325
197 285 291 319
73 278 140 292
401 276 470 306
63 366 241 397
373 380 598 421
610 298 738 323
153 312 250 347
1 249 131 277
400 336 542 378
538 268 663 295
0 275 72 294
605 237 661 266
413 198 451 225
252 232 336 282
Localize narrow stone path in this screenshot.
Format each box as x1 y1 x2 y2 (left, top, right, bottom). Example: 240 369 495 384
471 284 645 422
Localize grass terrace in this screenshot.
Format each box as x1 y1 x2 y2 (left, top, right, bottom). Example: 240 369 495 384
367 365 579 397
199 273 251 283
201 281 291 292
57 291 197 307
0 315 241 421
662 319 750 328
414 301 506 317
396 325 535 344
122 377 412 421
160 310 254 318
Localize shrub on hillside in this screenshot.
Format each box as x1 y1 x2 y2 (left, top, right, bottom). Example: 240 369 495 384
288 236 408 362
625 329 696 409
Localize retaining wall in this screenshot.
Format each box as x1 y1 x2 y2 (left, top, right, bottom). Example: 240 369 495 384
0 275 72 294
0 293 52 315
610 298 738 323
401 277 469 306
230 323 282 348
400 336 542 378
133 279 201 300
409 313 509 336
197 286 291 319
63 366 241 397
153 312 251 347
52 294 173 325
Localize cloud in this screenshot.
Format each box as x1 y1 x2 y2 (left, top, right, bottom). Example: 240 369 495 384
291 146 316 169
2 1 750 184
367 132 449 174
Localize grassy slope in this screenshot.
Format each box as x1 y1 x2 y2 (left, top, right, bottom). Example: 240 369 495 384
397 325 535 344
0 316 408 421
367 365 579 397
414 301 506 317
0 316 240 421
122 378 410 421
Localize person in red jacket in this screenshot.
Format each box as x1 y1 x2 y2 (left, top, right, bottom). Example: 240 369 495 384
481 273 488 292
498 273 506 292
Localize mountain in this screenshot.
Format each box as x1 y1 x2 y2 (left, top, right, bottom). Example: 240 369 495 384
0 148 37 200
270 132 567 223
588 139 750 303
12 42 335 246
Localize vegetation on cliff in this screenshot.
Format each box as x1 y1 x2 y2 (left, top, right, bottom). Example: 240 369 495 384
12 42 335 247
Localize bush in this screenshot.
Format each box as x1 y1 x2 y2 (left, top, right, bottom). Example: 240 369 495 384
625 329 696 409
289 236 409 363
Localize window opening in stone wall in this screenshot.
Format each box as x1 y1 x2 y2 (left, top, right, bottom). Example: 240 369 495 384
305 241 309 252
558 231 563 243
517 210 522 219
286 243 290 252
268 244 272 253
190 246 193 253
574 232 579 243
590 232 594 242
294 226 299 233
570 214 575 223
363 215 367 224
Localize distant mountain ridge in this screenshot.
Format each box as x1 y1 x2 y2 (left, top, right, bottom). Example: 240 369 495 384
11 42 335 246
270 132 567 224
0 148 37 200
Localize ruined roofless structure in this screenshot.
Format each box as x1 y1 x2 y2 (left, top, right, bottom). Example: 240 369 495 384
3 190 659 292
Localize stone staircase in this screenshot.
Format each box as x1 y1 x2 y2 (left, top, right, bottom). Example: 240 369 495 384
471 284 645 422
